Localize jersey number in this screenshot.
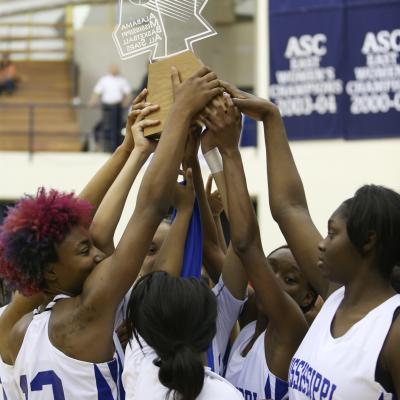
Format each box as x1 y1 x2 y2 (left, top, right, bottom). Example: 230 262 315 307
20 371 65 400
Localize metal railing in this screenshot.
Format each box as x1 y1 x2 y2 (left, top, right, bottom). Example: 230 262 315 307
0 102 106 156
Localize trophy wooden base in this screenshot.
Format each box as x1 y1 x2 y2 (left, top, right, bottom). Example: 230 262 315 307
144 50 203 138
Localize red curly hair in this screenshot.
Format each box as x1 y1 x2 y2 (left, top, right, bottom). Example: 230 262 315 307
0 188 93 295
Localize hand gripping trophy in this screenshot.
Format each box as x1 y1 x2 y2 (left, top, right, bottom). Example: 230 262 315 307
113 0 217 136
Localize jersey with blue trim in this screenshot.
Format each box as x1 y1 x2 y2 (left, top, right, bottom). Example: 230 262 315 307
123 335 243 400
225 321 289 400
289 287 400 400
13 296 125 400
209 277 247 376
0 354 18 400
114 286 133 331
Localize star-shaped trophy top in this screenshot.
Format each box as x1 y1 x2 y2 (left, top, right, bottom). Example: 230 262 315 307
113 0 217 60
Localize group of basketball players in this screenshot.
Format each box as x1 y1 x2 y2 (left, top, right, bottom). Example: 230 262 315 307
0 65 399 399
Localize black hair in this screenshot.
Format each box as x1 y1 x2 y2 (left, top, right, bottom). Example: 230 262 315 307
267 245 318 313
266 244 291 259
340 185 400 278
126 272 217 400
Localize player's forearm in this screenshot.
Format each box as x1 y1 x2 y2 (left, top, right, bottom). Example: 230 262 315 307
79 145 131 214
213 214 227 253
90 148 149 254
222 150 257 250
263 109 309 220
136 108 191 215
210 171 229 220
153 208 192 277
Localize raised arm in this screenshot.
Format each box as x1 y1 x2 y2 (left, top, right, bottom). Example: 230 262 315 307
79 89 149 213
89 104 159 255
152 169 195 277
222 81 335 300
81 67 222 317
179 126 224 284
201 127 229 255
201 126 229 220
209 95 308 380
205 176 227 253
201 98 248 300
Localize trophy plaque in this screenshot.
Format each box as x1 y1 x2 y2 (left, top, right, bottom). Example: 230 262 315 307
113 0 217 137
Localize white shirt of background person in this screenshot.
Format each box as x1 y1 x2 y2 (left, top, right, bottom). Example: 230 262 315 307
91 65 131 106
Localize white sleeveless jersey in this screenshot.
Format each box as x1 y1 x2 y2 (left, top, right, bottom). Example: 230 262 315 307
114 286 133 332
13 296 125 400
123 335 243 400
225 321 289 400
208 277 247 376
0 305 19 400
288 287 400 400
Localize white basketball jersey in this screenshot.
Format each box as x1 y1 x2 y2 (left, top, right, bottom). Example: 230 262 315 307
289 287 400 400
123 335 243 400
0 305 19 400
0 358 19 400
225 321 289 400
13 296 125 400
208 278 247 376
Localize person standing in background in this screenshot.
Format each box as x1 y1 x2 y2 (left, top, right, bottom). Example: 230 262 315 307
0 54 17 96
90 65 131 152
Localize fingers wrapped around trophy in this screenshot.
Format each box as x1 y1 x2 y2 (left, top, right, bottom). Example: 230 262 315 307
144 50 225 138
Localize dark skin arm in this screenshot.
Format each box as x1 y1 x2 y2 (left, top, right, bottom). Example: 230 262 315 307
205 176 228 254
182 129 224 284
201 97 248 300
1 92 151 365
221 81 339 300
89 104 159 255
78 89 149 214
201 119 230 221
207 96 308 381
152 169 195 277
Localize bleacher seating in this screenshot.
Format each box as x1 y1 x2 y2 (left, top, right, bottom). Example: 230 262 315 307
0 61 81 152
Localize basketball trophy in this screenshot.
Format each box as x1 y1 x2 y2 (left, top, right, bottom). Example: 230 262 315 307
113 0 217 136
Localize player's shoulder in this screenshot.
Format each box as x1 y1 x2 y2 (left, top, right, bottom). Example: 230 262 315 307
381 305 400 366
201 368 243 399
8 312 34 362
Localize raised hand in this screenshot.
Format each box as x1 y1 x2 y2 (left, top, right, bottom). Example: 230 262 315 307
171 66 222 118
123 88 152 151
220 80 277 121
202 94 242 154
200 97 223 154
131 105 160 155
173 168 195 212
182 125 201 169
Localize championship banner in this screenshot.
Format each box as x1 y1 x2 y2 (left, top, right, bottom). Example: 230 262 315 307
345 0 400 139
269 0 400 140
